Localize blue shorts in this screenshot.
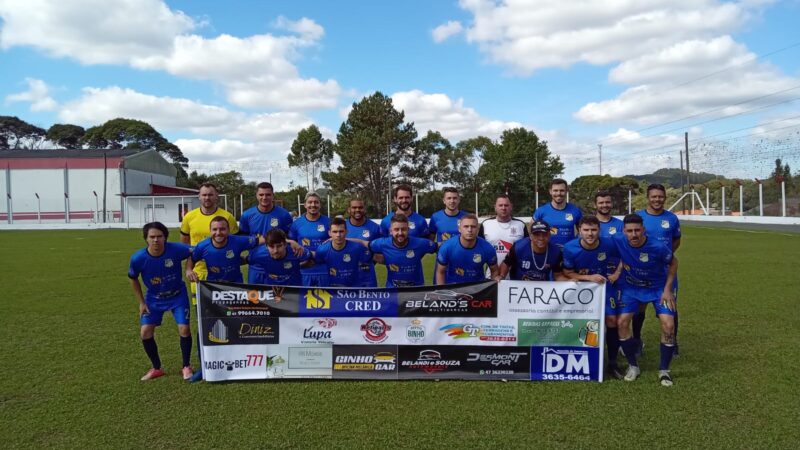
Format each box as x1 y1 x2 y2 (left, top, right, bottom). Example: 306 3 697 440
302 272 330 287
621 287 676 316
605 286 630 316
356 263 378 287
141 294 191 326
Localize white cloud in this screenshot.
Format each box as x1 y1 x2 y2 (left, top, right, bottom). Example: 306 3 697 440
5 78 57 111
391 90 522 141
432 20 463 43
274 16 325 41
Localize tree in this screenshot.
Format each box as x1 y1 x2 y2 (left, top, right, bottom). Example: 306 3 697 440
570 175 641 214
437 136 492 192
478 127 563 213
323 92 417 215
288 125 334 192
46 124 85 149
0 116 46 149
208 170 246 198
177 170 211 189
80 118 188 167
398 130 449 191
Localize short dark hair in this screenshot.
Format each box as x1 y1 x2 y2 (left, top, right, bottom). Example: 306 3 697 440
495 193 511 203
460 213 479 224
647 183 666 195
578 216 600 228
550 178 568 188
594 190 612 201
142 222 169 240
349 197 364 206
330 217 347 228
393 184 413 197
443 187 459 195
623 214 644 226
210 216 229 228
266 229 287 245
199 182 218 192
390 213 409 225
256 182 274 191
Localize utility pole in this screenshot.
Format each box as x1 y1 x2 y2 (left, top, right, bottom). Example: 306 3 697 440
535 154 539 207
684 132 691 214
598 144 603 175
680 150 686 215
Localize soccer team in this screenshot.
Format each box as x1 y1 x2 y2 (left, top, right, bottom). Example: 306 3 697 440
129 180 682 386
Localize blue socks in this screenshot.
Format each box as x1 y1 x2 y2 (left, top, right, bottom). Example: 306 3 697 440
619 338 638 367
659 343 675 370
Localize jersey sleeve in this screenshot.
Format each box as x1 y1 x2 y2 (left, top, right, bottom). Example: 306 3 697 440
127 253 142 279
561 246 575 270
503 243 517 268
226 211 239 235
238 210 251 235
179 211 192 236
191 242 206 263
280 210 293 233
379 217 390 236
484 241 497 265
552 249 564 273
419 218 430 237
288 221 299 241
359 245 372 263
299 248 313 262
522 220 530 237
478 222 485 238
315 243 328 264
425 239 438 254
532 208 543 221
369 238 384 254
428 215 438 236
673 217 682 239
175 243 193 260
436 241 450 265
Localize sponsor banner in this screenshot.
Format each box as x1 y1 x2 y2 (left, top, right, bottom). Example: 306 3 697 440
397 346 530 380
263 345 333 379
298 287 398 317
280 317 408 345
203 316 279 346
199 281 300 318
498 280 604 319
398 346 467 380
202 345 268 382
463 346 530 380
530 346 600 382
397 281 497 317
517 319 601 347
332 345 399 380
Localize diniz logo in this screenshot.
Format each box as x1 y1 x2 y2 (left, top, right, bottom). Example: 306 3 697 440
467 352 526 366
239 323 273 337
506 286 595 305
211 290 275 304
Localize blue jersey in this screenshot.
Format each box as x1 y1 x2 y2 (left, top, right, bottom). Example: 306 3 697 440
289 214 331 276
128 242 192 302
437 237 497 283
346 218 382 287
613 234 672 290
562 237 620 277
503 238 563 281
598 217 624 239
315 240 372 287
380 212 429 238
532 203 583 248
636 210 681 249
247 245 312 286
429 209 466 243
192 235 258 283
239 204 293 236
369 236 437 287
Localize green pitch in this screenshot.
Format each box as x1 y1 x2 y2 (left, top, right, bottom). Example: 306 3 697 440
1 226 798 448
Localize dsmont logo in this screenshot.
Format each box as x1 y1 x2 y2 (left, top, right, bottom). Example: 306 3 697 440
305 289 332 309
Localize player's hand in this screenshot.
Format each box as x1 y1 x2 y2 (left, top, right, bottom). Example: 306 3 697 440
185 269 199 282
660 289 676 312
139 302 150 316
588 274 607 284
289 241 305 257
608 272 620 284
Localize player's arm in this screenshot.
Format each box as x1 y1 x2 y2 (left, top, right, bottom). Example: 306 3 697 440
185 255 199 282
661 255 678 311
608 261 622 284
488 264 501 282
552 254 569 281
346 238 370 247
129 277 149 316
672 237 681 252
435 263 447 285
499 245 516 279
180 233 190 245
286 239 305 256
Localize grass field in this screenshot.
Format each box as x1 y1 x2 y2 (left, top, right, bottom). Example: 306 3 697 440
1 226 799 448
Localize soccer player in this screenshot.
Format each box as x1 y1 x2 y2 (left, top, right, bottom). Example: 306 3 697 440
289 192 331 286
380 184 429 238
479 194 528 278
180 182 238 297
634 184 682 355
532 178 583 249
128 222 194 381
500 220 568 281
247 229 313 286
369 214 437 287
436 214 499 284
562 216 624 379
238 182 293 237
429 187 467 284
614 214 678 386
315 217 373 287
187 216 260 284
345 198 382 287
595 190 624 239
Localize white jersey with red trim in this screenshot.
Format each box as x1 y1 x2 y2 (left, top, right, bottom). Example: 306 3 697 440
479 217 529 277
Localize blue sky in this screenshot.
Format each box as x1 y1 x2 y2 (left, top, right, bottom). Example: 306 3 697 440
2 0 800 188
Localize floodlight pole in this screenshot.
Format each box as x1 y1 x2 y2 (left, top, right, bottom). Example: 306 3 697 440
721 186 726 216
758 183 763 216
35 193 41 223
781 181 786 217
705 188 709 216
628 190 632 214
739 185 744 216
93 191 99 223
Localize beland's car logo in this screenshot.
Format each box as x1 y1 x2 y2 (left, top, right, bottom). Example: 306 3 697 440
401 349 461 374
360 318 391 343
270 218 278 227
209 319 229 343
639 253 649 263
467 352 526 366
406 319 425 342
541 347 590 375
305 289 331 309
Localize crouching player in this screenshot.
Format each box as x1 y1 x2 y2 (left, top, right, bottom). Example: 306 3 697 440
561 216 624 379
614 214 678 386
128 222 194 381
247 229 313 286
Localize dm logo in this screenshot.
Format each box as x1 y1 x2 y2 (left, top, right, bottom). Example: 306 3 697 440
541 347 589 375
305 289 331 310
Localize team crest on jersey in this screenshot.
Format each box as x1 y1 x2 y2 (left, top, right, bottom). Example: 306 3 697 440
164 259 174 268
283 262 292 269
317 224 325 232
473 254 482 263
661 220 670 229
343 254 351 262
406 250 415 258
409 222 416 229
270 218 279 227
566 213 574 221
609 227 617 235
362 230 370 238
639 253 649 262
226 250 235 259
598 252 607 261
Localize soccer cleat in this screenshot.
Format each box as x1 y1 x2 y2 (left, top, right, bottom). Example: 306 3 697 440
140 368 165 381
659 370 673 387
189 369 203 383
624 365 640 382
607 364 624 380
182 366 194 380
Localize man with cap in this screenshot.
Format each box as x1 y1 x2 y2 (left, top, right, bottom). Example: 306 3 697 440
500 220 567 281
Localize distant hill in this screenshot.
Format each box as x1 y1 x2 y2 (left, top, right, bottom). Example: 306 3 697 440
624 168 724 188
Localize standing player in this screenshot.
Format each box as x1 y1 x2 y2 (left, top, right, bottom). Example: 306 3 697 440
289 192 331 287
239 182 293 237
479 194 528 278
315 217 373 287
247 229 313 286
369 214 438 287
128 222 194 381
533 178 582 249
380 184 429 238
614 214 678 386
500 220 568 281
429 187 467 284
187 217 260 284
595 190 624 239
345 198 382 287
180 182 238 298
561 216 624 379
436 214 499 284
634 184 682 355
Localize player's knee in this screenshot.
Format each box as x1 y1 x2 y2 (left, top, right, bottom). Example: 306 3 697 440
140 326 155 339
605 316 617 328
178 325 191 337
